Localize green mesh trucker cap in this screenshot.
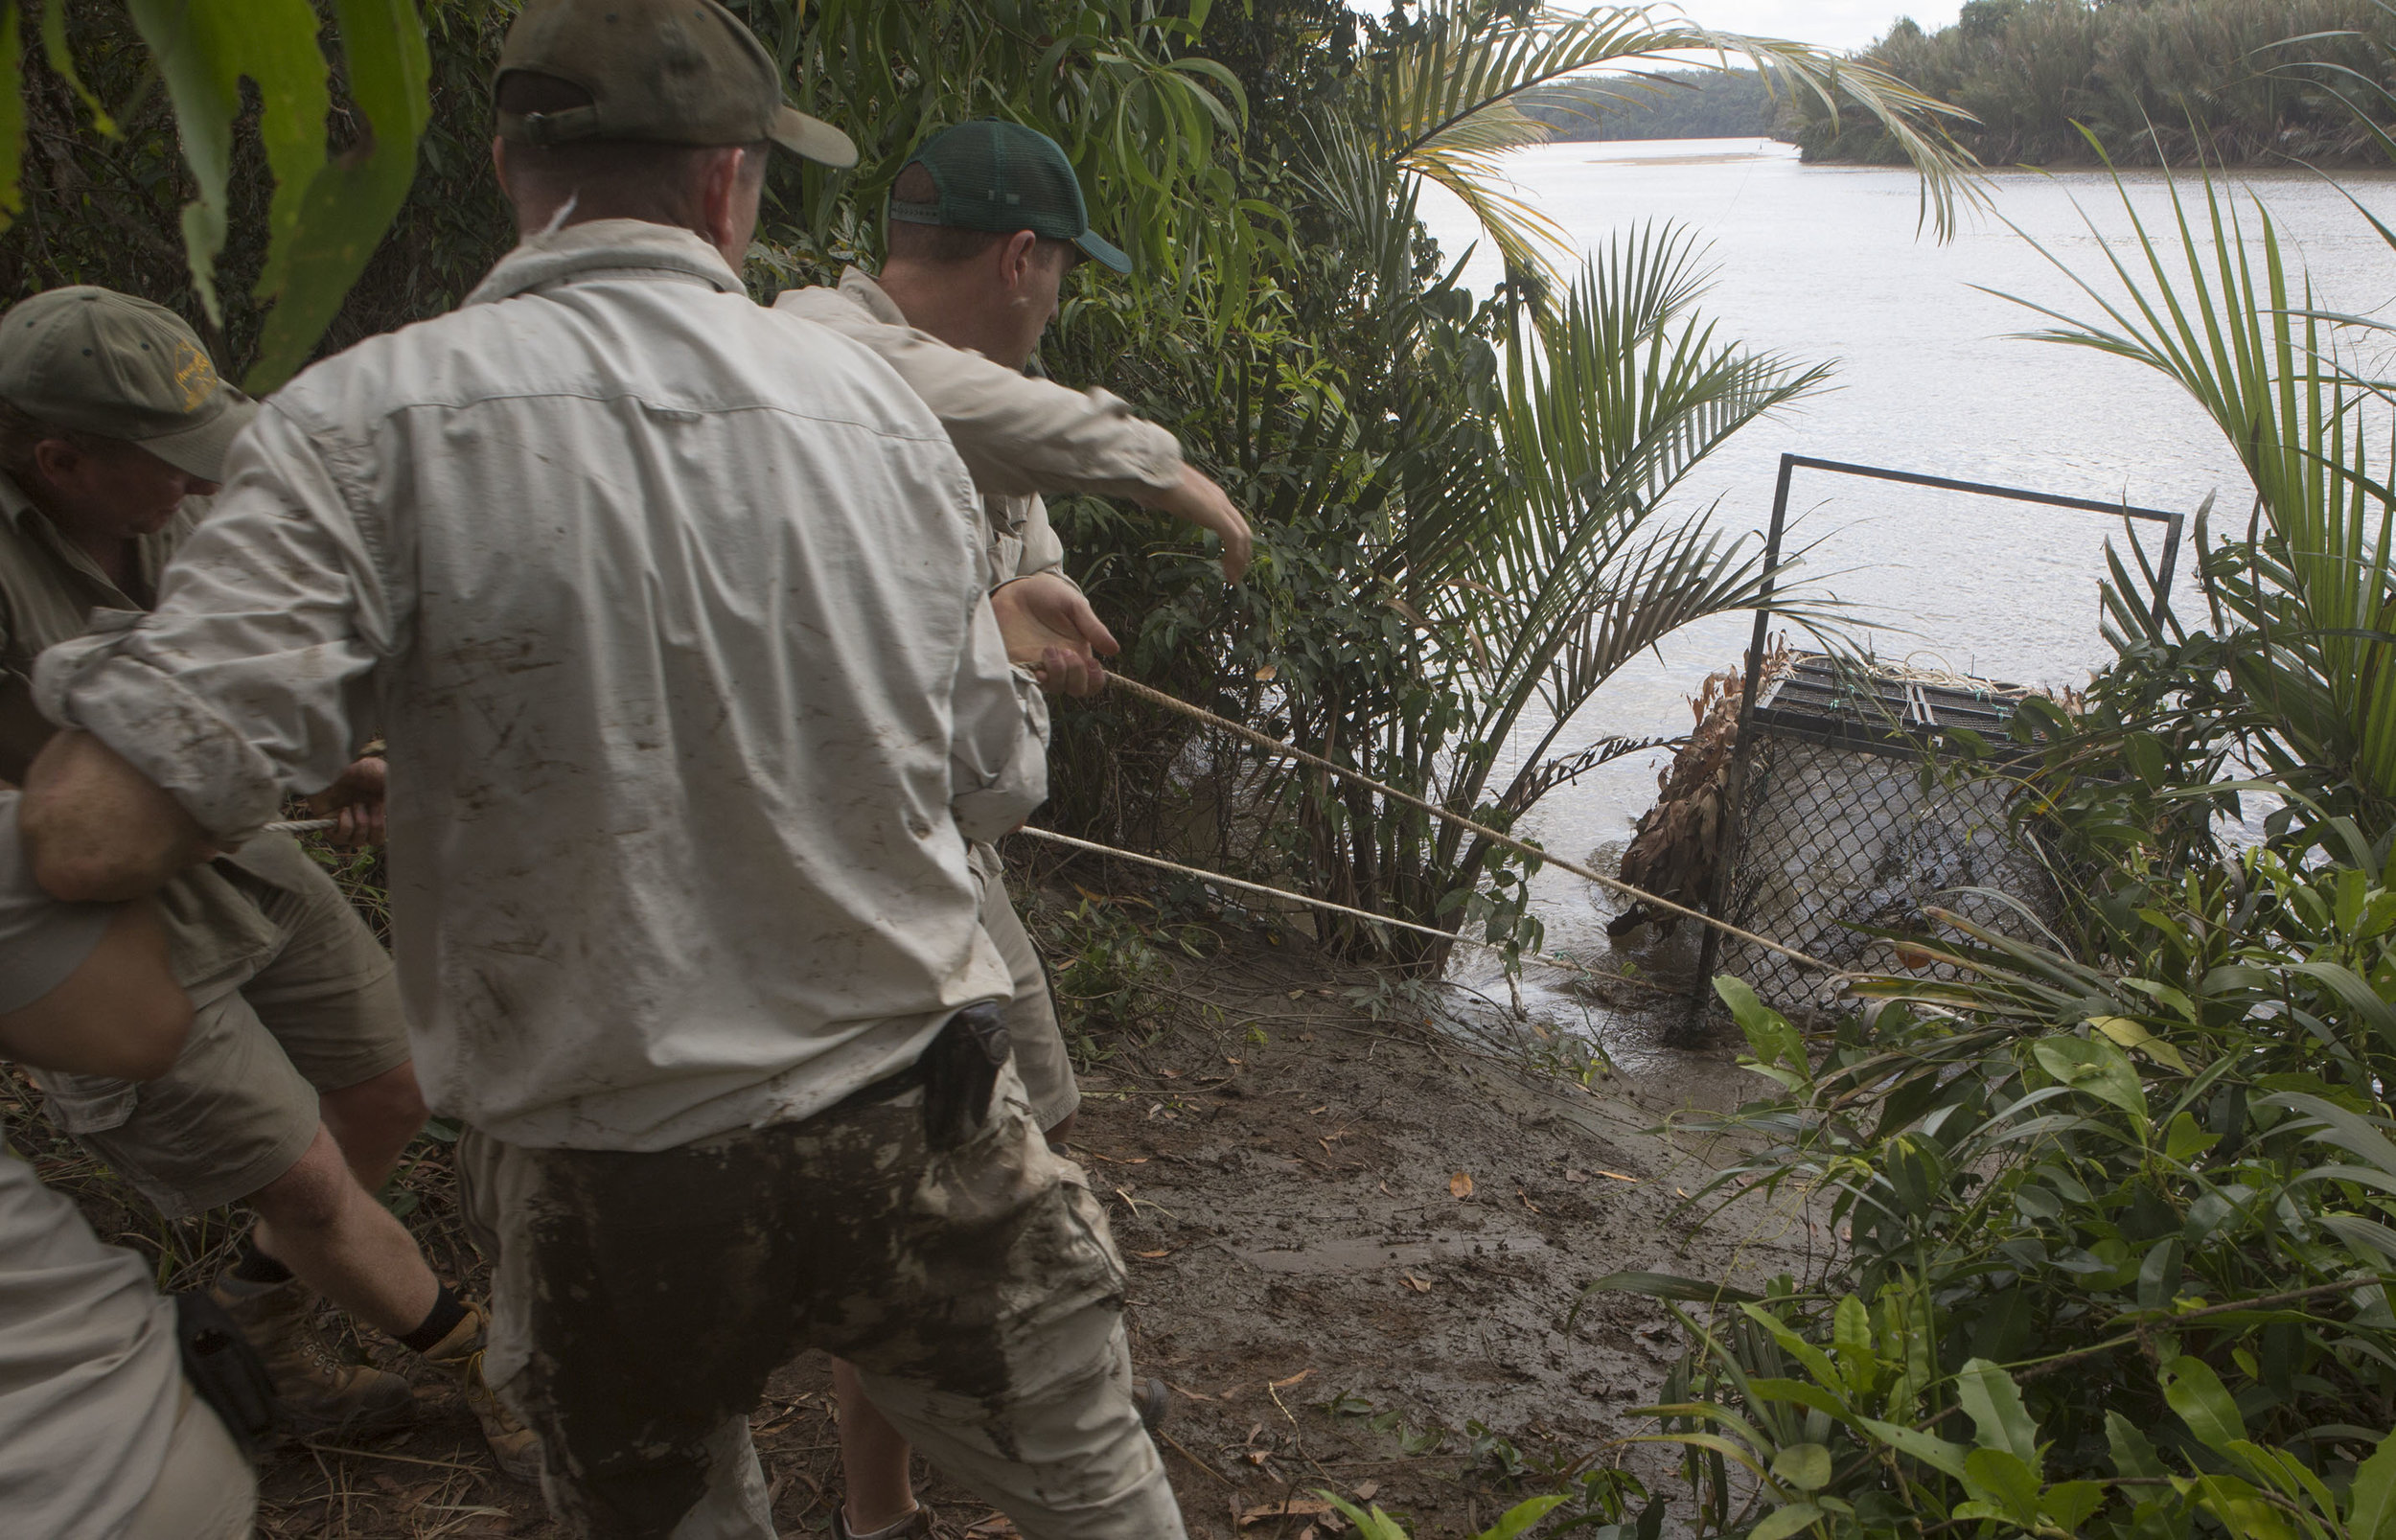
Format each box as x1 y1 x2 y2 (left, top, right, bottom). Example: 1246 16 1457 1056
495 0 856 167
0 287 257 481
890 121 1131 274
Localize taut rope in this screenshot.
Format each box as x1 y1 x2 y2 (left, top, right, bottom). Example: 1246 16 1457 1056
1103 675 1840 975
266 675 1844 978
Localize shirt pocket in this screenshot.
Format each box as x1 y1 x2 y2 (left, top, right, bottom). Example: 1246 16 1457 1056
29 1069 138 1134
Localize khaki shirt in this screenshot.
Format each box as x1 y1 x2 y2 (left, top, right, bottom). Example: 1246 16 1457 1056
36 220 1047 1152
0 473 315 1000
772 268 1185 586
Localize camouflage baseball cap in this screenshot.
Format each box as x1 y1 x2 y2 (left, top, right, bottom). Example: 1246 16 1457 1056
495 0 856 167
0 287 257 481
891 120 1131 274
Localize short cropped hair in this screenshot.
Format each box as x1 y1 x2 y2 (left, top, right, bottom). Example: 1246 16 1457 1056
884 163 1077 269
494 73 767 227
0 397 130 488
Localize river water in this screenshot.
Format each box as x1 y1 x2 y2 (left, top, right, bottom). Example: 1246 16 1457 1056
1417 138 2396 1042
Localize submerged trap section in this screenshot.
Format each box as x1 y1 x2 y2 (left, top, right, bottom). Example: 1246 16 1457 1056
1673 454 2189 1025
1710 654 2055 1011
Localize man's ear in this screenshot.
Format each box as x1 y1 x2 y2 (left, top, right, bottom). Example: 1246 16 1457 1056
697 146 755 264
995 229 1042 291
30 438 81 494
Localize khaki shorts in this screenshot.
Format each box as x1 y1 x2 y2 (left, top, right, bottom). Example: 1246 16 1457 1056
455 1063 1184 1540
972 841 1079 1132
34 861 409 1220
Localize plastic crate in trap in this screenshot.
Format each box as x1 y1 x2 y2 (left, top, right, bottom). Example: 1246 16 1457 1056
1715 654 2062 1014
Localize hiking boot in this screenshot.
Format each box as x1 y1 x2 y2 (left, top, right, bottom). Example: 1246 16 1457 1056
209 1275 415 1437
834 1506 933 1540
417 1299 543 1483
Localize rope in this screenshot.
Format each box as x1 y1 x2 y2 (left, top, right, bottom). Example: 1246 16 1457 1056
267 673 1844 978
268 816 1655 990
1014 825 1653 988
1104 675 1843 976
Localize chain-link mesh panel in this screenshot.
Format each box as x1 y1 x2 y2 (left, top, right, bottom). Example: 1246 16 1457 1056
1716 735 2060 1015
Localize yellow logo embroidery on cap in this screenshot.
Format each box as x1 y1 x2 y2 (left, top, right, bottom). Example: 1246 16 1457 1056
171 337 219 411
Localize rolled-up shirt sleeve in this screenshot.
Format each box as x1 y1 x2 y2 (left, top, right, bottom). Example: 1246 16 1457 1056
948 594 1050 844
32 404 392 844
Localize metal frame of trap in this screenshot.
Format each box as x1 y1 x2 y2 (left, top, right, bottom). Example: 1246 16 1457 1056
1678 454 2188 1034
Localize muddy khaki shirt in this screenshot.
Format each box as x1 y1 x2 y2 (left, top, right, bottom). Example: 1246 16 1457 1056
772 267 1184 586
0 473 322 1002
36 220 1048 1152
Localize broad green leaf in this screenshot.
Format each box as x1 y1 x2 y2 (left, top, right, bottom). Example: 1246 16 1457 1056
1857 1416 1971 1480
1717 976 1807 1072
1321 1495 1411 1540
1832 1294 1878 1397
2042 1480 2105 1530
1473 1495 1570 1540
1772 1442 1832 1492
40 0 112 134
246 0 432 391
126 0 330 325
2125 729 2166 786
1745 1377 1856 1422
1962 1446 2044 1529
2191 1473 2296 1540
2094 1014 2192 1071
2032 1034 2149 1119
2164 1111 2221 1163
1747 1503 1824 1540
1956 1358 2041 1470
2347 1425 2396 1540
2162 1355 2246 1454
1741 1302 1846 1383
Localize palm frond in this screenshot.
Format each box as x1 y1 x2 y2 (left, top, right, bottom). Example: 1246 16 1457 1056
1993 150 2396 807
1364 2 1982 275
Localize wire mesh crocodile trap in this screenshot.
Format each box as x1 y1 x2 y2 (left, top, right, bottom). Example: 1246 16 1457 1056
1677 454 2192 1028
1709 653 2057 1012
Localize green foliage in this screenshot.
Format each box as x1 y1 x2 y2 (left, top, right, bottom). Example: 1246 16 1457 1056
1587 955 2396 1537
1800 0 2396 168
0 0 496 380
0 0 432 389
1586 121 2396 1538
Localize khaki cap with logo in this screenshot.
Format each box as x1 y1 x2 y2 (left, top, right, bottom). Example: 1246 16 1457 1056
495 0 856 167
0 287 257 481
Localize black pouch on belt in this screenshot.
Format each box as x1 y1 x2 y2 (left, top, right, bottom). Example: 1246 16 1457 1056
173 1289 278 1461
922 1002 1011 1151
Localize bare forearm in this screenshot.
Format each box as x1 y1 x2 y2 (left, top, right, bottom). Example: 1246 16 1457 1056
20 730 217 902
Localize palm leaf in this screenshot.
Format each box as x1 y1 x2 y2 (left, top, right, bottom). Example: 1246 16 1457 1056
1364 2 1982 275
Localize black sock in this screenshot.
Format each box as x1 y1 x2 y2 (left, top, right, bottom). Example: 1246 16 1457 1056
230 1237 293 1286
399 1283 470 1355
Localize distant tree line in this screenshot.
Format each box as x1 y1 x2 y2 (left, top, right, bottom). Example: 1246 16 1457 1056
1519 69 1778 141
1799 0 2396 166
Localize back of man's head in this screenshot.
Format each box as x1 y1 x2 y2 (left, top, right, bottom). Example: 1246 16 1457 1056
490 0 853 235
493 72 761 233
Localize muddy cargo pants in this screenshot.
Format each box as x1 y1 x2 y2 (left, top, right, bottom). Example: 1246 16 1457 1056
457 1061 1185 1540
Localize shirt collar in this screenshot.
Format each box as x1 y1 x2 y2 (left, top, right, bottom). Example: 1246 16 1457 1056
464 219 747 308
0 471 34 532
836 266 910 328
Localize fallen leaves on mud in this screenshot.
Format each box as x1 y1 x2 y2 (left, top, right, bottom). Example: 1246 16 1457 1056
1447 1170 1474 1199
